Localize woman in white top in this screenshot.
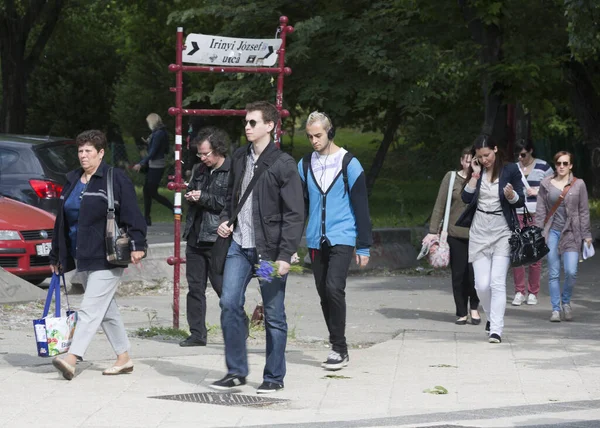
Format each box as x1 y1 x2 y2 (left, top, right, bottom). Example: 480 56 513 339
456 135 525 344
511 139 553 306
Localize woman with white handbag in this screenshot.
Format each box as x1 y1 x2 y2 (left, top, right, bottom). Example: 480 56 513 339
456 135 525 344
423 148 480 325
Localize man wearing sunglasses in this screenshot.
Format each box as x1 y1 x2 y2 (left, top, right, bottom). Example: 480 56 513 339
180 127 231 347
211 101 304 394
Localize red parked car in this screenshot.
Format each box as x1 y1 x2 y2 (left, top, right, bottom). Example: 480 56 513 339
0 196 55 284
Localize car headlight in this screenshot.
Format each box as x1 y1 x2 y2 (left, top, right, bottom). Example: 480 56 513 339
0 230 21 240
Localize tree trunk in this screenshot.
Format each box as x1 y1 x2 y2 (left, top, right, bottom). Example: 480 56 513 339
565 59 600 197
0 0 66 133
459 0 508 148
0 42 29 133
365 108 402 196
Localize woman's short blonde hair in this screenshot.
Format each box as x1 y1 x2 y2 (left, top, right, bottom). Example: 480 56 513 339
146 113 163 131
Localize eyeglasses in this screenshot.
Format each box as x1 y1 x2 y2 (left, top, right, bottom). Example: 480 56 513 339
555 161 570 167
196 150 213 159
518 152 528 158
243 119 260 128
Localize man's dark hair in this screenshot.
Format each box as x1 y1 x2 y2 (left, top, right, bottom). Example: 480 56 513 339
192 126 230 156
76 130 107 152
245 101 280 126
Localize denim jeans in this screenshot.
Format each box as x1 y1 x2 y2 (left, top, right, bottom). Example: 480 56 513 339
547 229 579 312
219 240 288 385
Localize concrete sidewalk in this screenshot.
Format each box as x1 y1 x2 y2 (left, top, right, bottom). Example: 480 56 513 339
2 246 600 427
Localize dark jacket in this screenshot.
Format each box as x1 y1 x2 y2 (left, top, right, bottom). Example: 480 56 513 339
535 174 592 254
140 125 169 166
49 161 147 272
456 162 525 230
219 141 305 263
183 158 231 244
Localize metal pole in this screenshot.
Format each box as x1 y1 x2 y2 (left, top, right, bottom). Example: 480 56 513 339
169 27 185 329
274 16 294 147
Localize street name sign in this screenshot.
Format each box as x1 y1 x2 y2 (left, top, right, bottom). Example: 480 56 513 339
183 33 282 67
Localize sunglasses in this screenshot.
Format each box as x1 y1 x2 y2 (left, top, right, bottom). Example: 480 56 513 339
243 119 260 128
196 150 213 159
555 161 570 167
518 152 528 158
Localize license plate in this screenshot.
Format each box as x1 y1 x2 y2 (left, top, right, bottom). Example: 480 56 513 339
36 242 52 256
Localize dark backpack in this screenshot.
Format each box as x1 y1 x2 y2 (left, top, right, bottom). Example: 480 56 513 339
301 151 354 197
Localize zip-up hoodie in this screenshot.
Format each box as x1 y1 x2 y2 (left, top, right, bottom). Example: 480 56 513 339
49 161 147 272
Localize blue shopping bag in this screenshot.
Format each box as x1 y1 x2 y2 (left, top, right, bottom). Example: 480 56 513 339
32 273 77 357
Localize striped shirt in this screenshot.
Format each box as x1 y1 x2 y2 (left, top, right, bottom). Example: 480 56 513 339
515 158 553 214
233 148 258 248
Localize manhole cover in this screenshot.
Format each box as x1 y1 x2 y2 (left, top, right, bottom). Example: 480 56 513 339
149 392 288 407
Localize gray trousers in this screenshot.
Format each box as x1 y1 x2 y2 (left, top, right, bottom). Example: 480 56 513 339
69 268 130 358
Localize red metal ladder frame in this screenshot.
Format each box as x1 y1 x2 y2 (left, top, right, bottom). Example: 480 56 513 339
165 16 294 328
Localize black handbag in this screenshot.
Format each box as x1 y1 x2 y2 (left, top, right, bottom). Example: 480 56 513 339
509 205 549 267
105 167 131 266
210 149 282 275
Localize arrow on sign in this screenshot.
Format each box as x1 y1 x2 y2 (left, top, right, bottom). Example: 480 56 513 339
261 45 274 60
187 41 200 56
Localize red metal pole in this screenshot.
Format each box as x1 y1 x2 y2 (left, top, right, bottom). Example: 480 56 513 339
170 27 185 329
166 18 293 329
274 16 294 147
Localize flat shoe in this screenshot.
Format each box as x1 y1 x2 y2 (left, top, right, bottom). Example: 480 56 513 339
52 357 75 380
471 317 481 325
455 317 468 325
102 360 134 375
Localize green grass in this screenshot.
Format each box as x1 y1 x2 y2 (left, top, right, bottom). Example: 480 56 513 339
133 326 190 340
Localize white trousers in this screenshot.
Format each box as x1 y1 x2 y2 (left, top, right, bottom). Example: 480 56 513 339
472 255 510 337
69 268 129 357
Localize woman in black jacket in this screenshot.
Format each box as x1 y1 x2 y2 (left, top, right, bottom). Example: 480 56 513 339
49 130 147 380
133 113 174 226
457 135 524 344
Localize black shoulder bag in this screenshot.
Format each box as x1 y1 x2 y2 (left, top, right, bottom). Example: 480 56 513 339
105 167 131 266
508 205 549 267
211 150 282 274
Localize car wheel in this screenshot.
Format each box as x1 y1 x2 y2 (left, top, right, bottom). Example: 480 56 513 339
27 277 49 286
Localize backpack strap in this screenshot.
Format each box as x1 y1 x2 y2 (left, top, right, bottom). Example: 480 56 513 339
341 151 354 196
301 153 312 199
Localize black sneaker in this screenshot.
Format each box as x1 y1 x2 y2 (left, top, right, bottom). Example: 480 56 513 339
488 333 502 343
485 321 490 333
321 351 349 371
256 381 284 394
179 336 207 347
209 374 246 391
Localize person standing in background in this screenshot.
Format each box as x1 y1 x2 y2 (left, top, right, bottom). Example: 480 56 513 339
511 139 553 306
133 113 174 226
535 151 592 322
423 148 480 325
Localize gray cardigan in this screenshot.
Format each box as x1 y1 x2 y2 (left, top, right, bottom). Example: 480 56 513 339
535 174 592 254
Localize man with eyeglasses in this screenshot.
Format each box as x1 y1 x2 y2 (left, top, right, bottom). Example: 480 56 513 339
180 126 231 347
210 101 304 394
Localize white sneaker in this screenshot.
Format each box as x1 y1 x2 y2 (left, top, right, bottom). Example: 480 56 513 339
512 292 526 306
526 294 538 305
550 311 561 322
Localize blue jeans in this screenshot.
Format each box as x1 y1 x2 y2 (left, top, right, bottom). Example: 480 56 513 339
547 229 579 312
219 240 288 385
